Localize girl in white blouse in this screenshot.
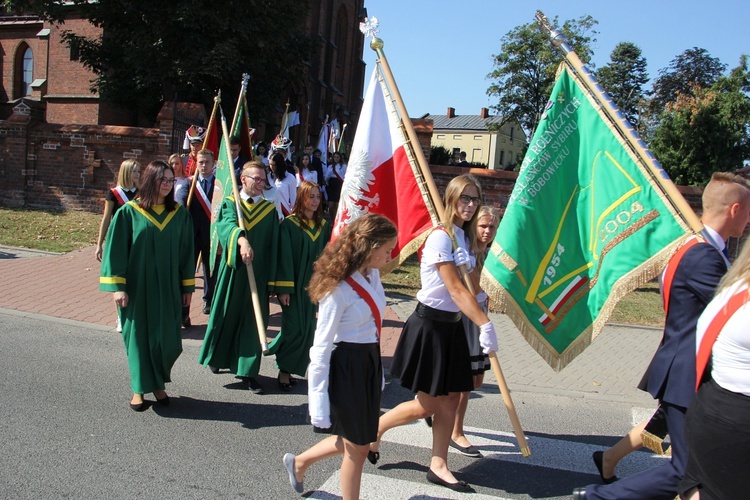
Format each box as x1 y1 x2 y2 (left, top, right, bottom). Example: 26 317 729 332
283 213 398 500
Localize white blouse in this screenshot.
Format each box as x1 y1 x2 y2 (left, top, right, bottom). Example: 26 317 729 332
416 225 469 312
696 281 750 396
308 269 385 420
296 168 318 187
274 174 297 212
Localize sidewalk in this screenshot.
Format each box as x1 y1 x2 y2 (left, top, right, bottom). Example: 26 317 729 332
0 245 659 404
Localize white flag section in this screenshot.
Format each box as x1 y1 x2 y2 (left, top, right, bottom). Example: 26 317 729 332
316 121 330 168
332 67 432 264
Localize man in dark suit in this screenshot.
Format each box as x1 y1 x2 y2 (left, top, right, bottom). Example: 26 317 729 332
229 135 249 184
575 172 750 499
186 149 218 323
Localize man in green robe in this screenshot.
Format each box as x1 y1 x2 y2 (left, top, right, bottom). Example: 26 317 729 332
266 187 331 385
99 199 196 398
198 162 279 393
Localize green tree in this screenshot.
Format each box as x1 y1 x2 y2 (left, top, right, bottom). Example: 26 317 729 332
650 56 750 186
596 42 648 127
486 15 598 138
651 47 726 113
3 0 313 124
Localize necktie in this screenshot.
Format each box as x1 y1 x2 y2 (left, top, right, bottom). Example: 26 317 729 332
722 244 730 260
202 178 208 194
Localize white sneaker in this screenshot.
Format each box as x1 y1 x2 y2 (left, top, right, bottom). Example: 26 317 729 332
116 316 122 333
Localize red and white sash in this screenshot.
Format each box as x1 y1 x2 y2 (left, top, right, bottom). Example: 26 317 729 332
662 236 703 314
334 164 345 182
194 178 212 218
111 186 130 206
344 275 382 339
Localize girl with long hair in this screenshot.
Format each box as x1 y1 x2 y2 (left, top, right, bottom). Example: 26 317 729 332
99 160 195 411
282 213 397 499
267 181 331 389
368 174 498 492
169 153 190 206
270 152 296 217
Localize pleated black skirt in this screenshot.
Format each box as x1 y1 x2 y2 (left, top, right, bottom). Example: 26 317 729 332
390 302 473 397
678 378 750 499
329 341 382 446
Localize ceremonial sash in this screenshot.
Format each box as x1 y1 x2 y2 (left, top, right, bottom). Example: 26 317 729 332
334 165 345 182
344 276 382 339
662 237 702 313
195 178 212 219
111 186 130 207
299 169 306 183
695 288 748 390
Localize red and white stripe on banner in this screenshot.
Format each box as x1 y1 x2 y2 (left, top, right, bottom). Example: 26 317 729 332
538 275 589 326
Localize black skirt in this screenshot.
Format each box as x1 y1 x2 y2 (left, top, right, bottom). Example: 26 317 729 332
678 378 750 499
328 342 382 446
390 302 473 397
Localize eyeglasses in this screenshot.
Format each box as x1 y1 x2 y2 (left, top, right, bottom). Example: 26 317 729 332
459 194 482 205
242 175 265 183
160 178 175 185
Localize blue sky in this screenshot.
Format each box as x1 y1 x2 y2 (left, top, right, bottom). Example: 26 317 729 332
361 0 749 118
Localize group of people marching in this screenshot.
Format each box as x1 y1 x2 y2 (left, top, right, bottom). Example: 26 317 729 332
97 149 750 499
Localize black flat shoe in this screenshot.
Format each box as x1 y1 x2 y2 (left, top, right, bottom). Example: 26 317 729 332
424 416 433 428
241 377 265 395
156 395 170 406
426 469 473 492
277 373 292 392
129 401 148 412
367 451 379 465
209 366 220 374
592 451 618 484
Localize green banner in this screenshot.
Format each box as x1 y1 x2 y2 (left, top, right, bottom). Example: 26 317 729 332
209 109 237 275
481 64 692 371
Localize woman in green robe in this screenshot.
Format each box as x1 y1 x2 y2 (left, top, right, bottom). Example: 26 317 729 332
267 181 331 389
99 160 195 411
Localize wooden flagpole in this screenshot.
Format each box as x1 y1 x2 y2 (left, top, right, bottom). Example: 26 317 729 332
535 11 702 234
219 100 269 354
368 33 531 457
187 92 221 209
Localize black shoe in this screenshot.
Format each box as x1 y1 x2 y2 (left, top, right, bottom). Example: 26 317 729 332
449 439 482 458
209 366 220 374
155 395 170 406
426 469 473 493
592 451 618 484
424 416 433 428
277 373 292 392
242 377 265 394
129 401 148 412
573 487 587 499
367 451 380 465
182 315 191 328
202 302 210 315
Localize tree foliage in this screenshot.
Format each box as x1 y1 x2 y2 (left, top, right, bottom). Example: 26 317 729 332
650 47 726 114
650 56 750 186
3 0 313 124
596 42 648 127
486 15 598 137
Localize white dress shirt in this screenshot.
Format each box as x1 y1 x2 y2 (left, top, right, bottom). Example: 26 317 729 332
416 225 469 312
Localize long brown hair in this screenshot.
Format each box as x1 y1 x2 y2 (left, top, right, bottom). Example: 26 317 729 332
307 213 397 303
291 181 324 228
137 160 175 211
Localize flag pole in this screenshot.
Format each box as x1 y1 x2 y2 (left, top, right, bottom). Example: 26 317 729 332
187 92 221 209
535 11 703 234
219 104 269 354
368 31 531 457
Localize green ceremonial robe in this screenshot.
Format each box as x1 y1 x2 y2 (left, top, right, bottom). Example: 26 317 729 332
99 201 195 394
266 215 330 377
198 196 279 378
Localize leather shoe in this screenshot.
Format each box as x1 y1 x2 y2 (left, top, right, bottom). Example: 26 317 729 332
592 451 618 484
181 314 191 328
209 366 220 374
277 373 292 392
155 394 170 406
283 453 303 493
242 377 265 394
129 401 148 412
202 302 210 315
573 487 587 499
426 469 473 492
367 450 379 465
449 439 482 458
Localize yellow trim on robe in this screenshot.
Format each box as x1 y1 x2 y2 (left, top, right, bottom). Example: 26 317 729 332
100 276 126 285
182 278 196 287
287 216 327 241
226 227 243 266
129 201 179 231
274 280 295 288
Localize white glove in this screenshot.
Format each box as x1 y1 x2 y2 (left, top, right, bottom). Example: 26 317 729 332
311 414 331 429
479 322 498 354
452 247 475 272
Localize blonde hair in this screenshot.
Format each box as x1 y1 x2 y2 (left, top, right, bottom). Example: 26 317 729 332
702 172 750 215
307 213 397 303
440 174 483 246
116 159 140 189
472 205 500 270
168 153 185 177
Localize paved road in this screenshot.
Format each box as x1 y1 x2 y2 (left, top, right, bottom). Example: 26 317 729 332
0 246 668 498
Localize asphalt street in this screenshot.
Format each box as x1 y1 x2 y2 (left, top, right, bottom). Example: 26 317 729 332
0 310 668 499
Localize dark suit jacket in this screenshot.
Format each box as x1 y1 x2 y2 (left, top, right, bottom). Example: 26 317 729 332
189 176 214 239
645 243 726 408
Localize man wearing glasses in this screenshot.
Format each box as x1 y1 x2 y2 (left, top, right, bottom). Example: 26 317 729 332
198 162 280 394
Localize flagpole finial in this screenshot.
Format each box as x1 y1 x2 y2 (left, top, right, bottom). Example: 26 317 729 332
360 16 380 39
241 73 250 91
214 90 221 105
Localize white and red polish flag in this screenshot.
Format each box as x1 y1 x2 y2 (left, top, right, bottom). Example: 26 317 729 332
332 67 433 268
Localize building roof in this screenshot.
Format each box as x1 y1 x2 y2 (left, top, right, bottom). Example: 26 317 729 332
424 113 505 132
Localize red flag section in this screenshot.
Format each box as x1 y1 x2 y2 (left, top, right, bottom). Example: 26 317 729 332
332 68 432 265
